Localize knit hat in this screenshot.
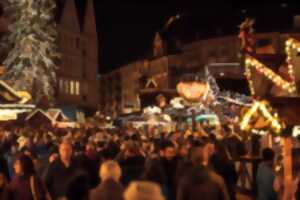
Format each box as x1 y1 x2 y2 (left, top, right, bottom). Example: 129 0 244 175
124 181 165 200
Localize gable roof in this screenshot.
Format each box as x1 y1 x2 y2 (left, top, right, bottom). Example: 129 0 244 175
74 0 87 31
83 0 97 36
25 109 54 123
47 108 69 121
59 0 81 33
0 81 24 103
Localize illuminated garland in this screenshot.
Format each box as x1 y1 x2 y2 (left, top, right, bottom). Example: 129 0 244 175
245 37 300 95
240 100 284 134
245 56 297 94
285 38 300 83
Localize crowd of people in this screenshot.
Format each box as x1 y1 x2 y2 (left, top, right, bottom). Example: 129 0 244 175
0 124 299 200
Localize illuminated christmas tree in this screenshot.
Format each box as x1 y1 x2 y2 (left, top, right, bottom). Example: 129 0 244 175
0 0 59 103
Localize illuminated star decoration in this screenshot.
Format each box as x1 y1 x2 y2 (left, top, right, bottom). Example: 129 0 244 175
245 38 300 96
240 100 284 134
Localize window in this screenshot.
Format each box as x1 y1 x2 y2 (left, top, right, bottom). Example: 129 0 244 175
59 79 63 93
64 80 69 94
70 81 75 95
75 81 80 95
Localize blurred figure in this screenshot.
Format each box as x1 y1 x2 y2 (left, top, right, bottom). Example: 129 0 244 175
66 173 90 200
118 141 145 186
141 159 170 199
256 148 277 200
0 150 9 181
77 143 100 188
157 140 179 200
0 173 8 199
124 181 165 200
210 143 238 200
7 154 48 200
90 160 123 200
177 140 230 200
45 140 79 199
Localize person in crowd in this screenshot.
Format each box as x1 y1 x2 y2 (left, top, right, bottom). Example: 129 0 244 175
118 140 145 186
0 151 9 181
66 173 90 200
141 158 170 199
7 154 48 200
210 143 238 200
256 148 277 200
177 140 230 200
90 160 124 200
77 143 100 188
124 181 165 200
45 140 80 199
0 172 8 199
157 140 179 199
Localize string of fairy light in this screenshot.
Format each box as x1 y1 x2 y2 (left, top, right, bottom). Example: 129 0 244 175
240 37 300 134
245 37 300 96
240 100 284 134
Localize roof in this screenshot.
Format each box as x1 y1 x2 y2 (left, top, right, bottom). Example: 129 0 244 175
74 0 87 31
47 108 69 121
25 109 54 123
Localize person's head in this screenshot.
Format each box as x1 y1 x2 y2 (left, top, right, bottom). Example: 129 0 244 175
199 137 215 165
13 154 35 176
59 140 73 161
124 141 140 158
190 140 204 165
99 160 122 182
142 160 166 185
179 144 189 158
262 148 275 162
124 181 165 200
85 143 96 155
159 140 176 161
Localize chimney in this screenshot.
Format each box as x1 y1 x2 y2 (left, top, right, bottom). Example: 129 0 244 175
294 15 300 30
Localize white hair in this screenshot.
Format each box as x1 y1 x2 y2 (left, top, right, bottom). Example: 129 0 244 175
124 181 165 200
99 160 122 182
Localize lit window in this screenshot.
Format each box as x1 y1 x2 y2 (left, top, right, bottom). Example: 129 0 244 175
70 81 75 95
59 79 63 93
64 80 69 94
75 81 80 95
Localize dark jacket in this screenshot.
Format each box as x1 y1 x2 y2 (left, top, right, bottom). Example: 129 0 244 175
256 162 277 200
45 158 79 199
210 154 238 200
119 156 145 186
76 153 100 188
159 156 179 200
177 165 230 200
0 154 9 181
7 175 46 200
89 179 123 200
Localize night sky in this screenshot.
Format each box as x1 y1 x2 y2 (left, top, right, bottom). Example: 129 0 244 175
66 1 300 73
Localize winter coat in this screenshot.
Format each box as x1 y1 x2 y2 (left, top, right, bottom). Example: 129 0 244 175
44 158 79 199
119 156 145 186
89 179 123 200
177 165 230 200
7 175 46 200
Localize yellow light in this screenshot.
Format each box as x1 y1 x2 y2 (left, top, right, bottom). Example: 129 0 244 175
240 100 284 134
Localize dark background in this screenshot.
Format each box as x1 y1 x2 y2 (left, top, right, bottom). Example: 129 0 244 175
47 1 300 72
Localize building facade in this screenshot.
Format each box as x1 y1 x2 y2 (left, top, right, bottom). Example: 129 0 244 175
57 0 98 111
98 31 300 116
